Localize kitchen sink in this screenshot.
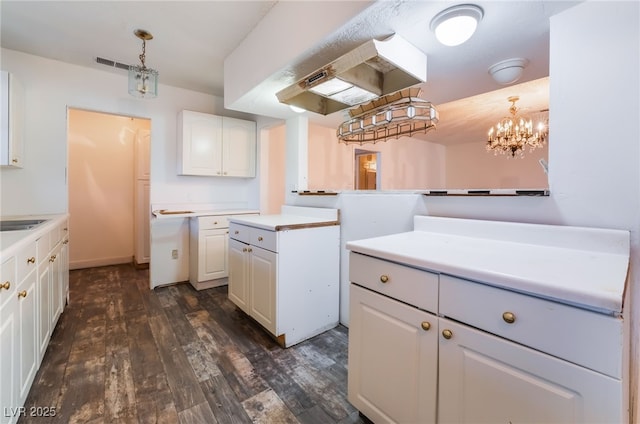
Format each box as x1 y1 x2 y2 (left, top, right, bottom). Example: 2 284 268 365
0 219 49 231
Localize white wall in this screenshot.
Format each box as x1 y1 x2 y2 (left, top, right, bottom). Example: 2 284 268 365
0 48 261 286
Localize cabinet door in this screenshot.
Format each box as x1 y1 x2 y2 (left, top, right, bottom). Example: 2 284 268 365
228 239 249 313
179 111 223 175
249 246 276 334
348 284 438 424
17 271 38 405
222 117 256 177
199 228 229 281
0 71 23 168
0 296 17 424
438 318 623 423
37 265 51 361
50 246 62 328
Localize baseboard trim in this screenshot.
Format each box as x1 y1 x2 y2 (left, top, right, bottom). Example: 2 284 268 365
70 256 134 270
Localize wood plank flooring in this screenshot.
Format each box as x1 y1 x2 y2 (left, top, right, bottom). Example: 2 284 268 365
20 264 364 424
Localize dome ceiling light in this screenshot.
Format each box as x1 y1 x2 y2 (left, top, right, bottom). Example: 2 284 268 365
430 4 484 47
489 58 529 85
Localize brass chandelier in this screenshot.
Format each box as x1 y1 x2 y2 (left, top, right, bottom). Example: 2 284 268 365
337 88 438 145
486 96 547 158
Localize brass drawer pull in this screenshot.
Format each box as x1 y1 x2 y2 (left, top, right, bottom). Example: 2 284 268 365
380 275 389 283
502 311 516 324
421 321 431 331
242 248 248 252
27 257 35 264
1 281 10 290
234 230 239 234
258 236 263 241
18 290 27 298
50 255 57 262
442 329 453 339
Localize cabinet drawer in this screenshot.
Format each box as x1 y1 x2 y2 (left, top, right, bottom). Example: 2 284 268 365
439 274 623 379
198 215 230 230
250 228 277 253
229 223 250 243
17 241 37 281
349 252 438 314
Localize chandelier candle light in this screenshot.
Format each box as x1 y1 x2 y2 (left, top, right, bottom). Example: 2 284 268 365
486 96 547 158
128 29 158 98
337 88 438 145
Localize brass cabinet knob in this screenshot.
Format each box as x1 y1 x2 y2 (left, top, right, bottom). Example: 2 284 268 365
214 222 218 225
248 248 253 253
258 236 263 241
12 158 18 163
502 311 516 324
421 321 431 331
27 257 35 264
234 230 239 234
49 255 57 262
442 329 453 339
63 239 69 244
380 275 389 283
242 248 248 252
1 281 10 290
18 290 27 298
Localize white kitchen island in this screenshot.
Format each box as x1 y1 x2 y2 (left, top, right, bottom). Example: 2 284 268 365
346 215 630 424
227 205 340 347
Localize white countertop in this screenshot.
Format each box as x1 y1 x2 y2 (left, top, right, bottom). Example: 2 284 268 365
228 205 340 231
346 216 630 314
1 214 68 259
152 208 259 220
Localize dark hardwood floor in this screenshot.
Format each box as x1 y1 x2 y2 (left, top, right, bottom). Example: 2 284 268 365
20 264 364 424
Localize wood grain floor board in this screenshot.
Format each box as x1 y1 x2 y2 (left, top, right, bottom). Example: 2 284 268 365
19 264 364 424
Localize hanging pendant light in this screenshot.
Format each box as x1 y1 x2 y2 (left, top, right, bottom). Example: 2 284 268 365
128 29 158 98
486 96 547 158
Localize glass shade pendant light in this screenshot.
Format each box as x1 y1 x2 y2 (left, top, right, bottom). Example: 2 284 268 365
128 29 158 98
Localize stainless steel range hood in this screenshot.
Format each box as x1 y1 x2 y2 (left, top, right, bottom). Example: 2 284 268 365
276 34 427 116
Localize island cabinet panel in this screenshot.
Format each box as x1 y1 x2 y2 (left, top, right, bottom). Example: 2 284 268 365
228 210 340 347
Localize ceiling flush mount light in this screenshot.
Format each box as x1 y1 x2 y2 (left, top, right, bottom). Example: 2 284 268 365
488 58 529 85
276 34 427 115
337 88 438 145
128 29 158 98
430 4 483 46
486 96 547 158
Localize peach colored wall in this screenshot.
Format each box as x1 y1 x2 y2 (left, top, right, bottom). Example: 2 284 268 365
68 109 150 269
445 140 549 189
307 123 447 190
262 124 286 214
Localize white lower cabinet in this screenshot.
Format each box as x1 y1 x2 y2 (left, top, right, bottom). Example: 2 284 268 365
16 268 37 406
189 214 258 290
348 252 624 423
437 317 621 424
0 216 69 424
0 257 17 424
228 220 340 347
348 284 437 424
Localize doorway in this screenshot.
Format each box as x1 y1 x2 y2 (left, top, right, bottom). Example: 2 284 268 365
354 149 380 190
67 108 151 270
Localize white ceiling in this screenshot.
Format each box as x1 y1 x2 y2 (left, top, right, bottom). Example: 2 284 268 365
0 0 579 145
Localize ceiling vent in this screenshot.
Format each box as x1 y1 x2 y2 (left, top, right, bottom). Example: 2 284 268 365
96 56 131 71
276 34 427 116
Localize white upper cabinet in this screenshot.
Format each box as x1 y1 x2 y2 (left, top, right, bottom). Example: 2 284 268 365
1 71 24 168
177 110 256 177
